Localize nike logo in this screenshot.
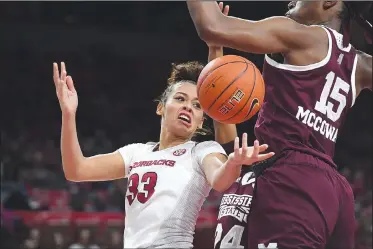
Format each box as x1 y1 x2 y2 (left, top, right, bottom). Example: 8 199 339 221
246 98 259 117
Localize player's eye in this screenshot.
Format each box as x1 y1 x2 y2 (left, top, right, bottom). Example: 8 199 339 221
193 102 201 109
175 96 185 102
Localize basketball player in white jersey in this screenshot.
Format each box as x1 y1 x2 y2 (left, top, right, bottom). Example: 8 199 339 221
52 61 274 248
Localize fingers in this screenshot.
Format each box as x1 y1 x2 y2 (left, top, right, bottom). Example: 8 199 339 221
66 76 76 93
251 140 260 158
223 4 229 15
234 136 240 158
241 133 248 159
60 62 67 82
231 136 275 166
53 61 67 85
53 62 65 95
241 152 275 167
257 152 275 161
218 2 229 16
53 62 60 86
258 144 269 152
53 62 72 99
218 2 223 11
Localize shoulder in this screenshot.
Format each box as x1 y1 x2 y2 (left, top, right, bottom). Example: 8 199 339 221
117 142 155 154
192 141 227 158
283 24 329 65
268 17 327 41
194 140 224 149
116 142 157 166
284 22 328 50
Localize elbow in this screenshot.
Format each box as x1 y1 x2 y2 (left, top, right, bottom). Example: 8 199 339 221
64 174 80 182
196 25 212 41
194 18 221 44
210 169 240 193
62 162 85 182
63 170 80 182
212 184 230 193
211 179 231 193
195 21 222 45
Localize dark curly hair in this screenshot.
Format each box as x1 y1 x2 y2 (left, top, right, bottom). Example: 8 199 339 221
156 61 212 136
340 2 372 47
156 61 204 105
167 61 204 85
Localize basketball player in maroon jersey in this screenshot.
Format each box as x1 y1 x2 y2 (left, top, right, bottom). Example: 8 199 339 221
207 3 258 249
188 1 372 249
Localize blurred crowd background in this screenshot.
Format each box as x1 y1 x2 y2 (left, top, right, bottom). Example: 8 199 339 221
1 2 372 249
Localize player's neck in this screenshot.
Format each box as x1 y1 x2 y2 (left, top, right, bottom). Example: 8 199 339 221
158 131 190 151
320 18 342 32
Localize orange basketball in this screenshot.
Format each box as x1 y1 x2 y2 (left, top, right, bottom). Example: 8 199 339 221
197 55 265 124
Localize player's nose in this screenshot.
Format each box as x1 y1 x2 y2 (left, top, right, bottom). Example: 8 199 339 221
182 104 193 113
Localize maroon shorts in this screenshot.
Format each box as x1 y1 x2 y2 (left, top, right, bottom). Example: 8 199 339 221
247 150 355 249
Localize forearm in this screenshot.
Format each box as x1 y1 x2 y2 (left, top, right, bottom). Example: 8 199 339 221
211 160 241 192
213 121 237 145
187 1 221 36
188 1 317 55
61 113 86 179
208 47 223 62
187 1 261 53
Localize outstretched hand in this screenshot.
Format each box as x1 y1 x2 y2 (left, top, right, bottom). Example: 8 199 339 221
227 133 275 167
53 62 78 115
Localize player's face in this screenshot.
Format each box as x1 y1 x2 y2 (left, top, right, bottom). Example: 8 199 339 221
286 1 323 25
159 82 204 138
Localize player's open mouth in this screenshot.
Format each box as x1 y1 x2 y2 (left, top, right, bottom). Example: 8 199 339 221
178 113 192 127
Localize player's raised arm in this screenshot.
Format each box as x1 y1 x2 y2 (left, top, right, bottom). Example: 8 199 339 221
201 133 274 192
53 62 126 182
187 1 324 54
206 2 238 145
356 51 372 93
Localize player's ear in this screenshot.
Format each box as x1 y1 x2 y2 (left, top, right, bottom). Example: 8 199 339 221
323 1 338 10
156 102 164 116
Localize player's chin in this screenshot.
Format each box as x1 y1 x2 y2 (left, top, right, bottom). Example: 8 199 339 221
173 124 195 138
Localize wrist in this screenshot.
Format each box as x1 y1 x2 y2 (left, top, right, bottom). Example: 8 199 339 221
208 45 222 50
62 111 76 121
225 159 242 170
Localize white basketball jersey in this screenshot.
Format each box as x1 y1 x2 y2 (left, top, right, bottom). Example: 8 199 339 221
117 140 226 248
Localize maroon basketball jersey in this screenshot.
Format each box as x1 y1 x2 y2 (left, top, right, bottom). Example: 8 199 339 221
255 26 358 167
214 168 255 249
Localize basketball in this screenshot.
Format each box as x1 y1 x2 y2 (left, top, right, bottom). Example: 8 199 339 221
197 55 265 124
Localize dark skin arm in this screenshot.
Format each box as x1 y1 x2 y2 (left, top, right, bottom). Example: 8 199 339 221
187 1 327 65
356 51 372 95
187 1 371 99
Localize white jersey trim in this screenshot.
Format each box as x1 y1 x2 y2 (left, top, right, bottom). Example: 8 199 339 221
329 28 352 52
351 54 358 107
264 26 332 72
